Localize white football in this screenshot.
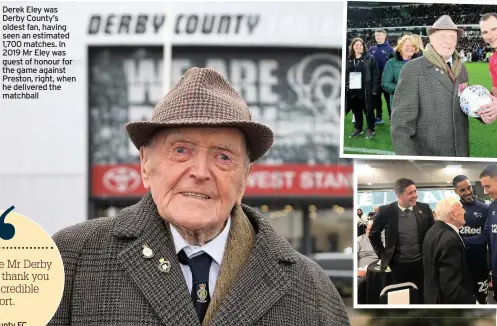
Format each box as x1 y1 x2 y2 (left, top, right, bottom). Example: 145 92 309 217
460 85 492 118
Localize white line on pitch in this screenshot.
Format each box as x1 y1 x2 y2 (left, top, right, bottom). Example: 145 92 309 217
343 147 396 155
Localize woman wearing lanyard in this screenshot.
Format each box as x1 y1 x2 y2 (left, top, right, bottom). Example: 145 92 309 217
345 37 381 139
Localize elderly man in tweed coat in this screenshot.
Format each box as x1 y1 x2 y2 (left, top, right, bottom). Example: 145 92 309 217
48 68 350 326
391 15 475 157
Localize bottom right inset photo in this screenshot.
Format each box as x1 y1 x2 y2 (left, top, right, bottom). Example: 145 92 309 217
354 160 497 308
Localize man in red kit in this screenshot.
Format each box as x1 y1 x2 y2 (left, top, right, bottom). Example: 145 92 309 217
479 13 497 124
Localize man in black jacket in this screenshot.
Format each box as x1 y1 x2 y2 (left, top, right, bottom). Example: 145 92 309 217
369 178 434 303
423 197 476 304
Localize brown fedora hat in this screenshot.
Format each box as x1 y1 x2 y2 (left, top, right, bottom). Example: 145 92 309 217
125 67 274 162
426 15 464 38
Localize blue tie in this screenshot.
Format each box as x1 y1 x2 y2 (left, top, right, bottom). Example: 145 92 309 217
178 250 212 323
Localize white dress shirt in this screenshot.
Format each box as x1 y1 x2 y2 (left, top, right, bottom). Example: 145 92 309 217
170 217 231 296
447 56 453 67
398 203 413 211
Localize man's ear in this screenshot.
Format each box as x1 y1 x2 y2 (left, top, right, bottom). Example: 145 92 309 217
140 146 151 189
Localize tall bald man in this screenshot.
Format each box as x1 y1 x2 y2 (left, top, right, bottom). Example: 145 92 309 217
478 13 497 124
453 175 489 304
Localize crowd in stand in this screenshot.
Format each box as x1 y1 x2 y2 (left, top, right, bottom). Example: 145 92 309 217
348 34 492 62
348 4 497 28
346 4 497 61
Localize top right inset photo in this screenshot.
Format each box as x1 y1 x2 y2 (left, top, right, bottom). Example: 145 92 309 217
342 2 497 159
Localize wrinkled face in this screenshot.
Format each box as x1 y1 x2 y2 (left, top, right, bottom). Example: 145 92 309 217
397 184 418 208
430 30 458 59
455 179 473 204
140 127 251 232
375 32 387 44
450 201 466 227
481 176 497 200
480 16 497 49
353 41 364 55
401 40 416 58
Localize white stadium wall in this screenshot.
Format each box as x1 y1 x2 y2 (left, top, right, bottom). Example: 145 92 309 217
0 1 344 235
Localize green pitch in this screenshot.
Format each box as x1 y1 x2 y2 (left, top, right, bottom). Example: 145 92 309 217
343 62 497 158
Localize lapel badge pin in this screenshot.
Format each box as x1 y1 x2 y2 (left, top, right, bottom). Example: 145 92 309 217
197 283 208 303
158 258 171 273
419 210 422 214
435 68 439 71
142 244 154 258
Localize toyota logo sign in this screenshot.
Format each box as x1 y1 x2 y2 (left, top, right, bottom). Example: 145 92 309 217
103 167 141 193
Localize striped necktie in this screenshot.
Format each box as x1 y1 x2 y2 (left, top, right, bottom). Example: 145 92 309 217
446 62 455 83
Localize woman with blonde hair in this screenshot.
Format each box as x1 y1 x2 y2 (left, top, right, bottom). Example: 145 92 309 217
381 34 421 115
411 34 425 54
345 37 380 139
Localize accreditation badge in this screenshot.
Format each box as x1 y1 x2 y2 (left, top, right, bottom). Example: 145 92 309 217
349 72 362 90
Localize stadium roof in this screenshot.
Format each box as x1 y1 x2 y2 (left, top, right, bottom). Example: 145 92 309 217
348 2 422 8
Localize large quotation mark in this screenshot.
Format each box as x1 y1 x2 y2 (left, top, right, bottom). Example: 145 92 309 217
0 205 16 240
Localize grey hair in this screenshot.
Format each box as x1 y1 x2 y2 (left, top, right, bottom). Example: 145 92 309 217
435 196 460 221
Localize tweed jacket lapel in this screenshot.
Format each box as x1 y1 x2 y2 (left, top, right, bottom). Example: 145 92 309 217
112 193 200 326
425 58 454 92
209 205 300 326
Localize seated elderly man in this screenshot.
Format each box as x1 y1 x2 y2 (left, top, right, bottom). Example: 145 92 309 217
423 197 476 304
48 68 349 325
357 221 383 303
358 222 383 276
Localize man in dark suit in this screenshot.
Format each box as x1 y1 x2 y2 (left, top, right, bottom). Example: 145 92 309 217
48 68 350 325
369 178 434 303
423 197 476 304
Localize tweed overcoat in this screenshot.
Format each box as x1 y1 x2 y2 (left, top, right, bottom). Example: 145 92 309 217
390 55 470 157
48 193 350 326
